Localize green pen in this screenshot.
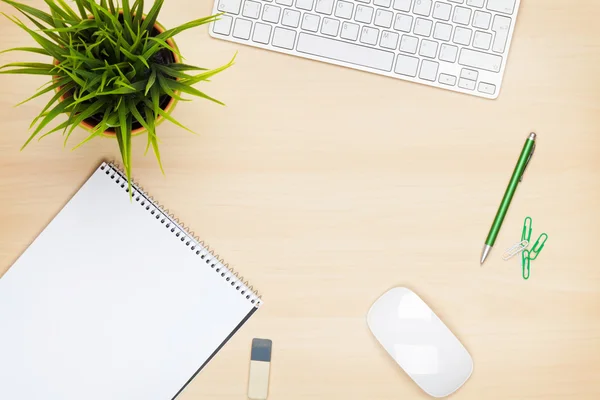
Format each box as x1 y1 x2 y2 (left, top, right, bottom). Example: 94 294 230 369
481 133 537 265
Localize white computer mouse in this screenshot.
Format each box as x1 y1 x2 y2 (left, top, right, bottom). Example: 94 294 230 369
367 287 473 398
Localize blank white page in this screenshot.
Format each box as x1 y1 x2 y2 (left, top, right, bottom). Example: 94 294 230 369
0 162 260 400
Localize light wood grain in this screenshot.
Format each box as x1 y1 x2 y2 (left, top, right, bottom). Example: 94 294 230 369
1 1 600 399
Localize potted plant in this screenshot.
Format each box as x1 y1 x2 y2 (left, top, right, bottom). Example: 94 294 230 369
0 0 234 183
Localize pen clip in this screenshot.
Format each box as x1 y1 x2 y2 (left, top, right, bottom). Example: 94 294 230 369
519 142 536 182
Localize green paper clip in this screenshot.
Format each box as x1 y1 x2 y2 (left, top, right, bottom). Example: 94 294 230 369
529 233 548 261
522 249 531 280
521 217 533 242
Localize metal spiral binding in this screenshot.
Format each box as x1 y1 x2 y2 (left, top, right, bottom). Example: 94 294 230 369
100 161 262 307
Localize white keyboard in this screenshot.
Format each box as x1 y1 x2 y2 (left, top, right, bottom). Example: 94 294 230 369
210 0 520 99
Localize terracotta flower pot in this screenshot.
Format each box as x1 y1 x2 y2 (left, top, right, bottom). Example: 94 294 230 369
56 16 181 138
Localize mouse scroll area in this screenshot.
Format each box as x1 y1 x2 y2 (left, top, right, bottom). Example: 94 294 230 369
367 287 473 398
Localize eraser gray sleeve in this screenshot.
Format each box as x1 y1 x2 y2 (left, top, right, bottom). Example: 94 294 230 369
251 338 272 362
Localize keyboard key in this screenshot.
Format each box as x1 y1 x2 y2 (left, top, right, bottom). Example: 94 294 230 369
448 0 464 3
335 1 354 19
276 0 294 5
413 0 433 16
282 8 301 27
458 78 476 90
419 39 438 58
341 21 360 40
399 34 419 53
321 17 340 35
296 0 314 11
315 0 335 14
460 68 478 80
487 0 516 14
360 26 380 45
473 31 492 50
217 0 242 14
301 13 320 31
297 33 395 71
492 15 512 53
459 48 502 72
453 26 472 45
394 14 413 32
478 82 496 95
243 1 261 19
395 54 419 76
466 0 484 7
355 5 374 23
432 2 451 20
439 43 458 62
213 15 233 35
272 27 297 49
472 10 491 29
433 22 452 41
439 73 457 85
414 18 433 36
380 30 400 49
459 79 477 91
374 9 394 28
252 22 272 44
374 0 393 7
419 59 438 81
233 18 252 39
452 6 471 25
393 0 412 12
262 4 281 23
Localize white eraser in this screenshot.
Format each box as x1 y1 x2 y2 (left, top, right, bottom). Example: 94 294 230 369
248 338 272 400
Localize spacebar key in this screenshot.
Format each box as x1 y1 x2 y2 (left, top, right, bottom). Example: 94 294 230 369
296 33 394 72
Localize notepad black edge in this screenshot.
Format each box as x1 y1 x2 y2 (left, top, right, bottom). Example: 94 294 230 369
171 307 258 400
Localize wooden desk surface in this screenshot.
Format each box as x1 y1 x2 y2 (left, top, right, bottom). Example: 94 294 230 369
1 1 599 399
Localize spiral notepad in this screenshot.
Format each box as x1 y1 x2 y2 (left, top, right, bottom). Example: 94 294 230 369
0 162 261 400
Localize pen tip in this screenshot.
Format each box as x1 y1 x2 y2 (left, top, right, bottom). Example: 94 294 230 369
529 132 536 140
480 245 492 265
